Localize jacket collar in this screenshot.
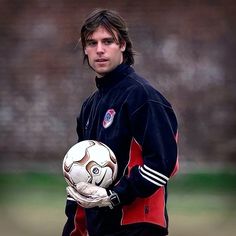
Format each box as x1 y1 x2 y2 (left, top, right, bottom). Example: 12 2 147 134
95 64 134 90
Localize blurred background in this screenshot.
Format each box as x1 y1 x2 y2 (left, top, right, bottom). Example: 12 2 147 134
0 0 235 235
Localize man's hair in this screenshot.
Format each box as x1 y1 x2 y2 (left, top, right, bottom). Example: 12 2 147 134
80 9 135 65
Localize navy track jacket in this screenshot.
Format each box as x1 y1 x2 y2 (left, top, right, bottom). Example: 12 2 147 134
62 64 179 236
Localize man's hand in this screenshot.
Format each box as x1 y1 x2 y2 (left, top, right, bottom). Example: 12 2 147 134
66 182 112 208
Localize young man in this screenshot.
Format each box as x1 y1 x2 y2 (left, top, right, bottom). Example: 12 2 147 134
62 9 179 236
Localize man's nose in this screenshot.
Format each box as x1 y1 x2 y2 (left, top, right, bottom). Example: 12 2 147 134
96 42 104 54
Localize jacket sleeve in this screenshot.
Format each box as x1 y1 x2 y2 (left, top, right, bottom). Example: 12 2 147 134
112 91 179 205
62 198 77 236
62 111 87 236
62 197 87 236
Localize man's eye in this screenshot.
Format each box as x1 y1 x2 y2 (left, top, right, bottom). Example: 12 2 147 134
87 41 97 47
103 39 114 45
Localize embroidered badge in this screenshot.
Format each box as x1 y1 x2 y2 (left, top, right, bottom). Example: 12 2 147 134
103 109 116 128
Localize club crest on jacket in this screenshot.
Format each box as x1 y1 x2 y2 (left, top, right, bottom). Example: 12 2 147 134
103 109 116 128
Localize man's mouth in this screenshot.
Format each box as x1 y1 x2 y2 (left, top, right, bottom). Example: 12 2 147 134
95 58 108 62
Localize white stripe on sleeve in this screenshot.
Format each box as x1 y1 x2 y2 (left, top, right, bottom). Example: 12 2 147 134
138 165 169 186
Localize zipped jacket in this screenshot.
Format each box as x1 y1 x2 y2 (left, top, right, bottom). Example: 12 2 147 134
62 63 179 236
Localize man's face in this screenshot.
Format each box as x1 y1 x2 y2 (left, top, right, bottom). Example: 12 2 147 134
84 26 126 77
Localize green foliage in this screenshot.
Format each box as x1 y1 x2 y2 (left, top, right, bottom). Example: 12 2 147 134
0 171 235 196
0 172 66 189
169 171 236 193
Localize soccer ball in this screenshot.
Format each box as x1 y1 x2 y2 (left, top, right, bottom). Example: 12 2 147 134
63 140 118 188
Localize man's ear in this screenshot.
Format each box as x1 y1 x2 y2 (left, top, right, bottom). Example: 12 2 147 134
120 41 126 52
84 49 88 55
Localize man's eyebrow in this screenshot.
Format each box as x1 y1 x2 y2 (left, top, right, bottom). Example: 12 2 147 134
102 37 115 41
86 39 96 42
87 36 114 41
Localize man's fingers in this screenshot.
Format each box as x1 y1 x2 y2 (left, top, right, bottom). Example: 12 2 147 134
66 186 79 200
75 182 91 194
67 186 94 208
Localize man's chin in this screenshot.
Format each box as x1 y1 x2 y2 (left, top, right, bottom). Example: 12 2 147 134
96 69 112 78
90 64 119 78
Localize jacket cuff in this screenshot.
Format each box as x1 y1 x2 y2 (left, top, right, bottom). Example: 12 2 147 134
106 190 121 208
109 176 137 206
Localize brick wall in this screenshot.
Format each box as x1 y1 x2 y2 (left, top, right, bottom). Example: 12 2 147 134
1 0 235 171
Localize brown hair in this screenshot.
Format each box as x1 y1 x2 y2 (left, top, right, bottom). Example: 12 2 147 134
80 9 135 65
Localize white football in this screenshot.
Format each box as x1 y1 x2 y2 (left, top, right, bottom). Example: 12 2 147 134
63 140 118 188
